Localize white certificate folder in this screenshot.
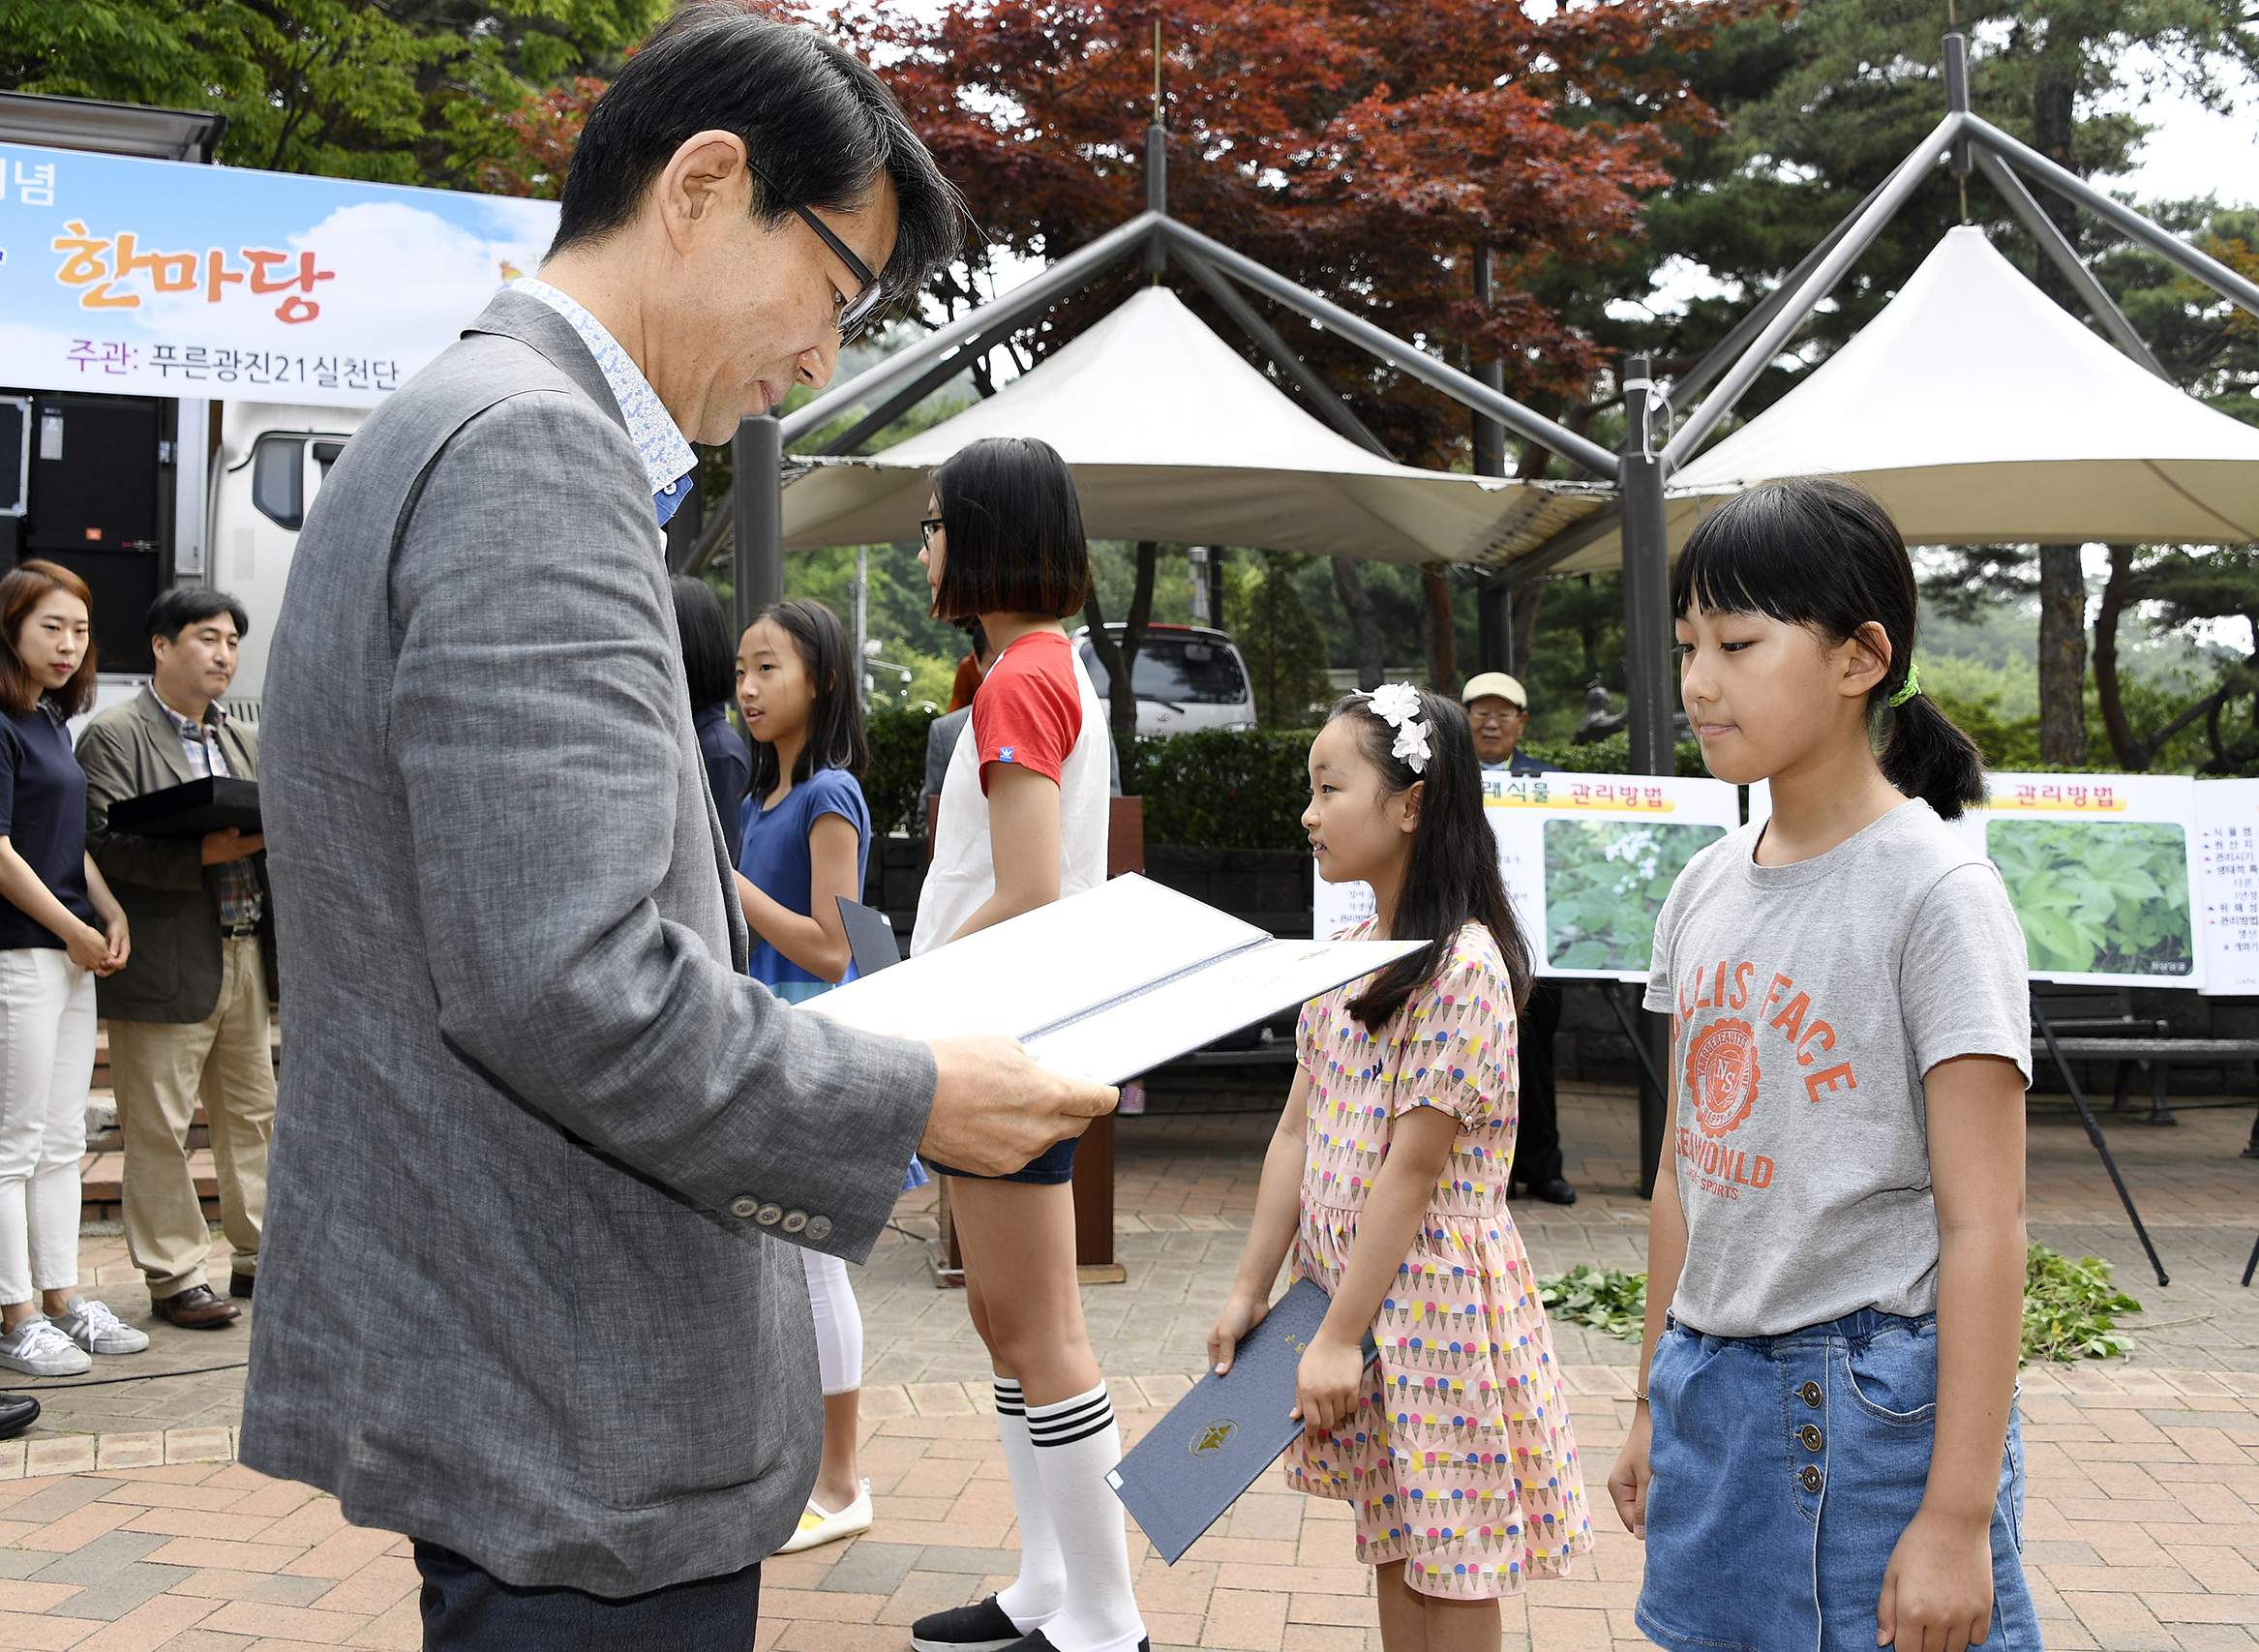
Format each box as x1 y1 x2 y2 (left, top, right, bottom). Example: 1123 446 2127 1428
1105 1277 1375 1564
812 874 1422 1085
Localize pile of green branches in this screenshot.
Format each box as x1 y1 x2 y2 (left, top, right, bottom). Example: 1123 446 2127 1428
1537 1246 2143 1368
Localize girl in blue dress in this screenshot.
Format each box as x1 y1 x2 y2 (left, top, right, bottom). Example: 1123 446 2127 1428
733 597 922 1552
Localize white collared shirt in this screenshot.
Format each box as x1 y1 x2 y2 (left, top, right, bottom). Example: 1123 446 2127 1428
512 277 698 522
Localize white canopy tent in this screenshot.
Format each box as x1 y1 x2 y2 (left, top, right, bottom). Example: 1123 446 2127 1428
1529 226 2259 576
782 285 1607 564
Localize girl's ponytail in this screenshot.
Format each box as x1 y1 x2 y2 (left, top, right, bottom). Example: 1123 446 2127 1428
1674 478 1991 821
1880 688 1987 823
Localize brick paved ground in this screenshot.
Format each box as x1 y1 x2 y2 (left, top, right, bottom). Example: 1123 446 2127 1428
1 1079 2253 1647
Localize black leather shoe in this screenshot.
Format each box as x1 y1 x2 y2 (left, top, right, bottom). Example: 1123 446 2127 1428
229 1274 255 1301
151 1285 240 1329
0 1395 38 1439
1531 1177 1579 1205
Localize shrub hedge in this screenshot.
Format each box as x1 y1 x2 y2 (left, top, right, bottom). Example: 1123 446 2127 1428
861 704 937 837
858 711 1714 853
1129 728 1315 852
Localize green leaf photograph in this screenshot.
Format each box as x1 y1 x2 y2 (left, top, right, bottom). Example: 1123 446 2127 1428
1544 821 1724 973
1986 821 2194 977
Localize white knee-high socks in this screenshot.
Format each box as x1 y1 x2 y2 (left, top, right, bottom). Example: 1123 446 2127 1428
1026 1383 1144 1652
992 1380 1065 1630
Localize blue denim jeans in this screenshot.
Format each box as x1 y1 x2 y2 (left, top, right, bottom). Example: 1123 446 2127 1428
1635 1307 2039 1652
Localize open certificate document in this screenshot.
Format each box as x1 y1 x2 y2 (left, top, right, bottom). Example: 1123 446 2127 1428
811 875 1423 1084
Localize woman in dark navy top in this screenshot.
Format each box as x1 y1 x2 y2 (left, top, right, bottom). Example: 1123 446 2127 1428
670 577 751 868
0 561 138 1383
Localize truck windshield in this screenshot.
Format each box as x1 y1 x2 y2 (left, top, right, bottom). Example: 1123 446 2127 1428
1078 637 1249 705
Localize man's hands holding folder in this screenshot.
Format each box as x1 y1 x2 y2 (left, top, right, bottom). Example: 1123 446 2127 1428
922 1036 1116 1177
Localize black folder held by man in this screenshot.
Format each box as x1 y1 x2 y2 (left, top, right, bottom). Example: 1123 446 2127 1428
1106 1277 1377 1565
106 776 261 840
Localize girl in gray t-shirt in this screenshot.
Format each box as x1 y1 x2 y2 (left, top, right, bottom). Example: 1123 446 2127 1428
1611 478 2040 1652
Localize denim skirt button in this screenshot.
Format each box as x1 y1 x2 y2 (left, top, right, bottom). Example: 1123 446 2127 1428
1800 1380 1823 1407
1800 1424 1823 1451
1799 1465 1823 1492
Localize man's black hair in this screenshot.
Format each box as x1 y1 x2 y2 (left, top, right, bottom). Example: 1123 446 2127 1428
671 576 736 710
550 6 960 309
146 586 250 645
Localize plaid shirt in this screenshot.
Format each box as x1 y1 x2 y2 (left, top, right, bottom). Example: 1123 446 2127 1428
154 694 263 928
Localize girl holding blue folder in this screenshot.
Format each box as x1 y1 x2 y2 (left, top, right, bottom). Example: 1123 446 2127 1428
1211 684 1590 1652
732 597 919 1553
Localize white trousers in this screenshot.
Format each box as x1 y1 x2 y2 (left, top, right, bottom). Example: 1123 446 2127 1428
0 948 92 1305
802 1248 864 1396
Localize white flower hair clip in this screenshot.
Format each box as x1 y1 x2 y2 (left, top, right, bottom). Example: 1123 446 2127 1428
1362 681 1431 774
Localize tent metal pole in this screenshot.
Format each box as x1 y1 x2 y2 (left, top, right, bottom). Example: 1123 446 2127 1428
1966 117 2259 318
1159 219 1621 478
1663 111 1966 467
733 413 784 635
1503 505 1623 588
1620 356 1675 778
1473 251 1512 674
816 315 1027 456
779 211 1163 446
1669 174 1890 410
1145 122 1167 275
1173 247 1394 459
1973 149 2169 378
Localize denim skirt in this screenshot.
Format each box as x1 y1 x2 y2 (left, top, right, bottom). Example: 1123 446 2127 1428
1636 1307 2039 1652
923 1136 1077 1186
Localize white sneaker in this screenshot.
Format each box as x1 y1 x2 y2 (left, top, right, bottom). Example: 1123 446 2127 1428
777 1480 871 1552
52 1297 148 1356
0 1316 91 1376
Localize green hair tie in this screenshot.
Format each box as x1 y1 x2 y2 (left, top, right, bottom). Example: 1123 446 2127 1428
1888 663 1921 708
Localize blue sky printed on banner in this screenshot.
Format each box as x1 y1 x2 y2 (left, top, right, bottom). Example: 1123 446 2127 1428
0 142 560 408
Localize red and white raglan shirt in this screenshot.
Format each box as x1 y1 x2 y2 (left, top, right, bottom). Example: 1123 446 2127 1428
1641 799 2033 1337
911 629 1111 956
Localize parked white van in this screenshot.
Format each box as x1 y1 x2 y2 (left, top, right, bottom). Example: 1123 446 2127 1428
1073 622 1258 736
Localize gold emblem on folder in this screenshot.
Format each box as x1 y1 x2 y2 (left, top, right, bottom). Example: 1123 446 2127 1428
1190 1420 1237 1457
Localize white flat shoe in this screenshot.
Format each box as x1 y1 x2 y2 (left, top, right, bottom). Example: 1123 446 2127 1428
778 1479 871 1552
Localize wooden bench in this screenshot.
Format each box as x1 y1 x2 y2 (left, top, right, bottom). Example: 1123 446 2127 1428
2030 984 2259 1127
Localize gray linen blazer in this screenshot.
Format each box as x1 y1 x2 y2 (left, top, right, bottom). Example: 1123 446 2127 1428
77 688 276 1022
239 289 935 1595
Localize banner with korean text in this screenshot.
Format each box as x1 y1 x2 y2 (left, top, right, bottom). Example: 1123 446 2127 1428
0 142 558 408
1312 771 1743 983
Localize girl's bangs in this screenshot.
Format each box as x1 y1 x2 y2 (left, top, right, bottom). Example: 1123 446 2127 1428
1671 491 1828 627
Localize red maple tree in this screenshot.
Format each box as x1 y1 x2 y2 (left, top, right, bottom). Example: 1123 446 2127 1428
858 0 1766 466
482 0 1767 467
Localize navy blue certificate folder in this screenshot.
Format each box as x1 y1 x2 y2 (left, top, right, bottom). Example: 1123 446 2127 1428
1105 1277 1373 1565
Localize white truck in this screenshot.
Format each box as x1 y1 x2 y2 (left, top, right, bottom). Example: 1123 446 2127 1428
197 401 365 721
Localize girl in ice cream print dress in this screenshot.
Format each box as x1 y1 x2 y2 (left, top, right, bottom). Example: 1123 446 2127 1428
1209 684 1590 1652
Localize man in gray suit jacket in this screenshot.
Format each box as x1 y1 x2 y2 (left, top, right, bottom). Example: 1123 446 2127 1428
241 12 1111 1647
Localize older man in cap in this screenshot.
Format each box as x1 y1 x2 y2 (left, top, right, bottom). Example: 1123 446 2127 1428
1461 673 1576 1205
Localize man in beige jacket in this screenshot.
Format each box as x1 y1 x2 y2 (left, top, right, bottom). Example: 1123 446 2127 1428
77 588 274 1330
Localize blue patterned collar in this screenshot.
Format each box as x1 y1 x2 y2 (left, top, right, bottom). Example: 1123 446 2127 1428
513 276 699 526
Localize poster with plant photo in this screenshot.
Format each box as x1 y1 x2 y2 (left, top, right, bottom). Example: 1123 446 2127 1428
1964 774 2203 990
1312 771 1741 981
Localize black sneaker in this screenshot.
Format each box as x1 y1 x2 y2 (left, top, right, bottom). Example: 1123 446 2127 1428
911 1597 1030 1652
997 1631 1150 1652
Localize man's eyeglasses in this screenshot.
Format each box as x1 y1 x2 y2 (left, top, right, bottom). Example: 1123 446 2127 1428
750 163 886 344
1467 706 1524 726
